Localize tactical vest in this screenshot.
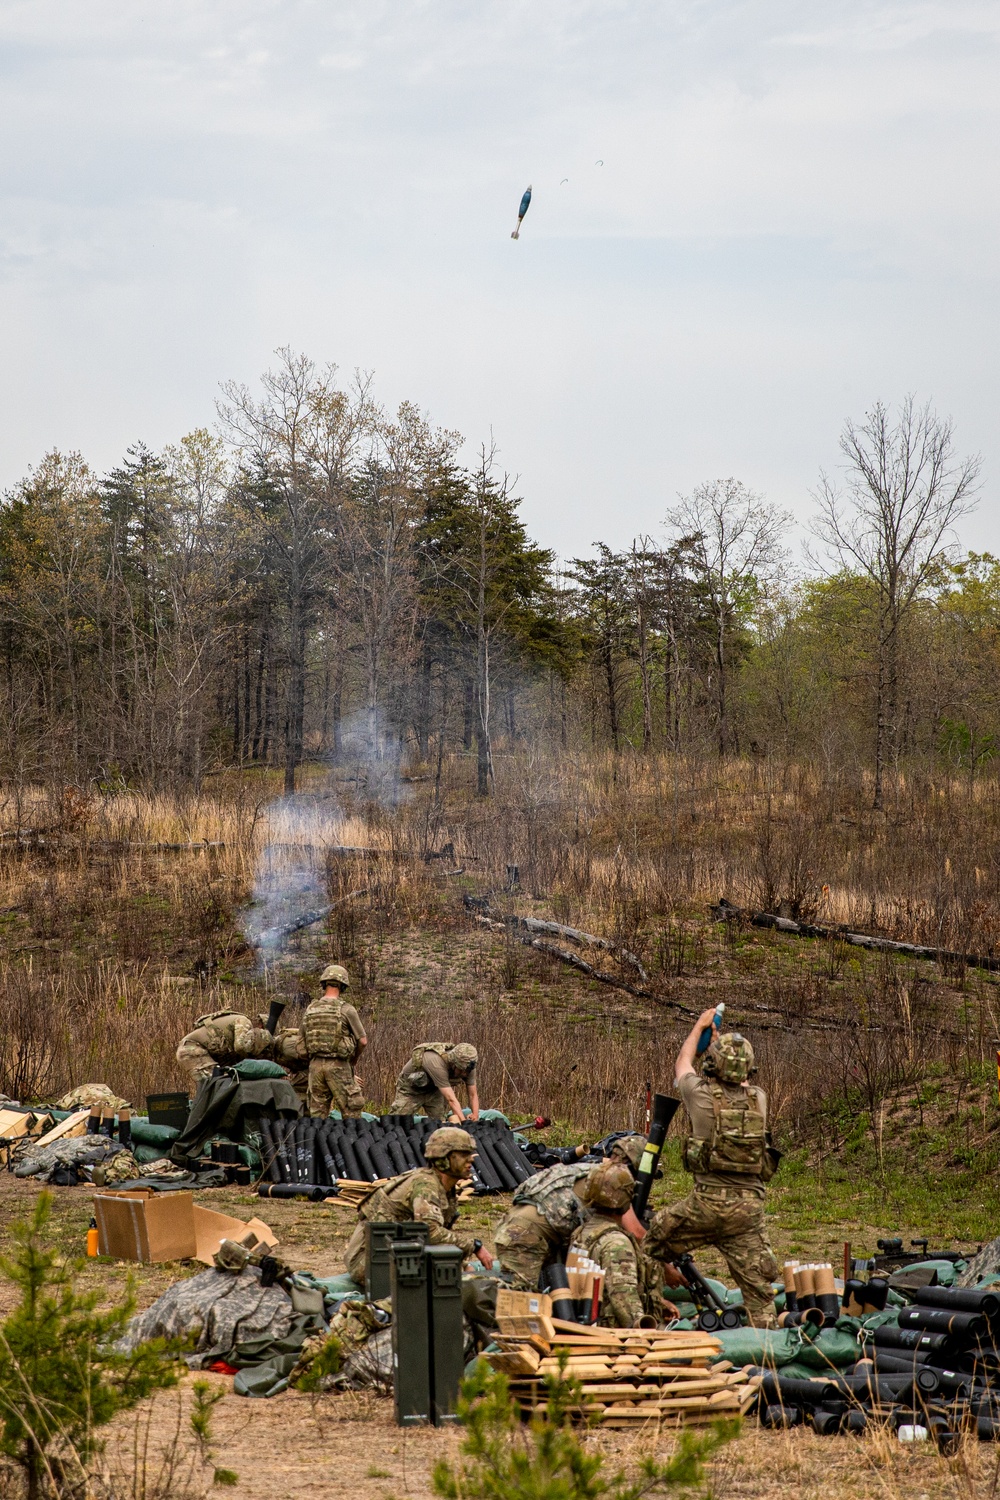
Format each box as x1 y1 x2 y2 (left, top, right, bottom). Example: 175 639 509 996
574 1215 628 1257
401 1042 454 1093
302 999 357 1059
682 1082 768 1177
194 1011 253 1054
511 1162 590 1235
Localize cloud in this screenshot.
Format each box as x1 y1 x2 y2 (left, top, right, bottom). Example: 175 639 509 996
0 0 995 555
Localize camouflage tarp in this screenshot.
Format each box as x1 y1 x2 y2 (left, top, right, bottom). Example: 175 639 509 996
117 1266 306 1369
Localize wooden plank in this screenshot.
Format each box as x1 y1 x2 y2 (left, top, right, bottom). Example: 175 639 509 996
34 1110 89 1148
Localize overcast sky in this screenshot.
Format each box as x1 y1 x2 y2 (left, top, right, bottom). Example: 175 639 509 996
0 0 996 558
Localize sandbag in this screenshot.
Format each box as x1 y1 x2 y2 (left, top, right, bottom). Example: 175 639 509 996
233 1059 288 1081
130 1119 179 1146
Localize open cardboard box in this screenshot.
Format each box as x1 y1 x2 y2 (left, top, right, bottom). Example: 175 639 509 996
93 1189 275 1265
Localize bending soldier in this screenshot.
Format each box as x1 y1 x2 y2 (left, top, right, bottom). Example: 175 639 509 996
494 1135 647 1291
644 1009 780 1328
176 1009 274 1086
389 1042 480 1122
574 1161 677 1328
302 964 367 1119
343 1126 495 1284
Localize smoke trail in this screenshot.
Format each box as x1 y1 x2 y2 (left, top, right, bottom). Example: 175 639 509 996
241 797 332 970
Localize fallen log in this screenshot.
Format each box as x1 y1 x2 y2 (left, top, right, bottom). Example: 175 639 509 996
253 886 371 948
711 899 1000 975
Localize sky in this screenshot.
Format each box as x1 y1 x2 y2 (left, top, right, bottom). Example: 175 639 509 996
0 0 997 559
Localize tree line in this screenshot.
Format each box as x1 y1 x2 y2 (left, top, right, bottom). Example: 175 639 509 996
0 351 988 806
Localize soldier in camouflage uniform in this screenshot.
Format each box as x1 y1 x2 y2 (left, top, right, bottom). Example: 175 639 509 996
175 1009 274 1086
388 1042 480 1121
574 1161 678 1328
644 1010 780 1327
344 1127 495 1284
494 1135 648 1291
302 965 367 1118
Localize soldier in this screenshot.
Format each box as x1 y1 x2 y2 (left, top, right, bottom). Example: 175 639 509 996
343 1126 495 1285
175 1009 274 1087
494 1135 647 1291
389 1041 480 1121
644 1008 780 1328
574 1161 677 1328
302 964 367 1119
271 1023 310 1104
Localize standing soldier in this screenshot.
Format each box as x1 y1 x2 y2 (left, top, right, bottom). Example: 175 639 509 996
389 1041 480 1121
644 1008 780 1328
343 1126 495 1285
303 964 367 1119
574 1161 677 1328
176 1009 274 1087
494 1136 647 1291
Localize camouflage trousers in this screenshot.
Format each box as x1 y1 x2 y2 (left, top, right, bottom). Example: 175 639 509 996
645 1184 779 1325
344 1224 368 1286
306 1058 364 1119
494 1204 566 1291
175 1037 224 1085
387 1085 449 1120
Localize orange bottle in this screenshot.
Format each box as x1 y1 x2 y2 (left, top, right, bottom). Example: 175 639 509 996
86 1216 99 1257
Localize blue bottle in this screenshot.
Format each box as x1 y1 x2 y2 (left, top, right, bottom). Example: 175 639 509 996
696 1003 725 1055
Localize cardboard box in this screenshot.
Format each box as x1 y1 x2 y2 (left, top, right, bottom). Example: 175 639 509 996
0 1108 47 1140
94 1190 197 1263
191 1205 277 1266
92 1190 276 1266
496 1289 552 1320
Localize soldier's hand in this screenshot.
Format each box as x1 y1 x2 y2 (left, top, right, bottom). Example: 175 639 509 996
661 1299 680 1320
449 1112 464 1125
697 1006 721 1030
476 1246 494 1270
661 1264 686 1288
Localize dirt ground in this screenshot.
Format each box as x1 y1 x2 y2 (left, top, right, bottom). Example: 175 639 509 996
1 1173 997 1499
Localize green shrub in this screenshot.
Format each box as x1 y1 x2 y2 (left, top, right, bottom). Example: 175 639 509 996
432 1358 737 1500
0 1193 180 1499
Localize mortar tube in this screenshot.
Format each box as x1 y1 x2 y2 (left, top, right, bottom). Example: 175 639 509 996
793 1264 816 1311
898 1307 987 1338
117 1107 132 1149
383 1132 408 1176
367 1137 395 1181
86 1105 102 1135
484 1129 524 1191
339 1132 364 1182
782 1262 799 1314
492 1131 533 1184
915 1287 1000 1320
542 1262 577 1323
258 1118 283 1185
814 1263 840 1322
281 1119 298 1183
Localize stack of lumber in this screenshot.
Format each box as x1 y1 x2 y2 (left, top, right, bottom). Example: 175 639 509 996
489 1293 760 1428
330 1177 476 1208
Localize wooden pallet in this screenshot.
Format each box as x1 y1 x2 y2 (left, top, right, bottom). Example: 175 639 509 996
488 1324 759 1428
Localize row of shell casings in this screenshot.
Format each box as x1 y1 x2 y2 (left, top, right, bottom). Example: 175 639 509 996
779 1261 841 1326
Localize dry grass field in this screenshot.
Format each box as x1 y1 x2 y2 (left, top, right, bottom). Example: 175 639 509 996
2 751 1000 1497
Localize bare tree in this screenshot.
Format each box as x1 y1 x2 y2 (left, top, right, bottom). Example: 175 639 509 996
665 479 790 756
812 397 980 809
218 349 338 795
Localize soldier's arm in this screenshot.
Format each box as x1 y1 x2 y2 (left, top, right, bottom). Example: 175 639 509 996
411 1192 478 1256
675 1008 720 1083
438 1085 465 1124
601 1239 644 1327
467 1079 480 1121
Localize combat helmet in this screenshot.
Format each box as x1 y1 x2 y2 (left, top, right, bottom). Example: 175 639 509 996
705 1032 755 1084
448 1043 478 1072
609 1134 647 1175
425 1126 477 1163
581 1160 635 1212
319 963 350 990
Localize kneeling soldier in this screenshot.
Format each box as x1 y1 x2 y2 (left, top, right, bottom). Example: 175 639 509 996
574 1161 676 1328
344 1126 494 1285
389 1041 480 1121
302 964 367 1118
176 1009 274 1086
494 1135 647 1291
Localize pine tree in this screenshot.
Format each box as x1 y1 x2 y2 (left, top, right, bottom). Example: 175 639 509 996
0 1194 179 1500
